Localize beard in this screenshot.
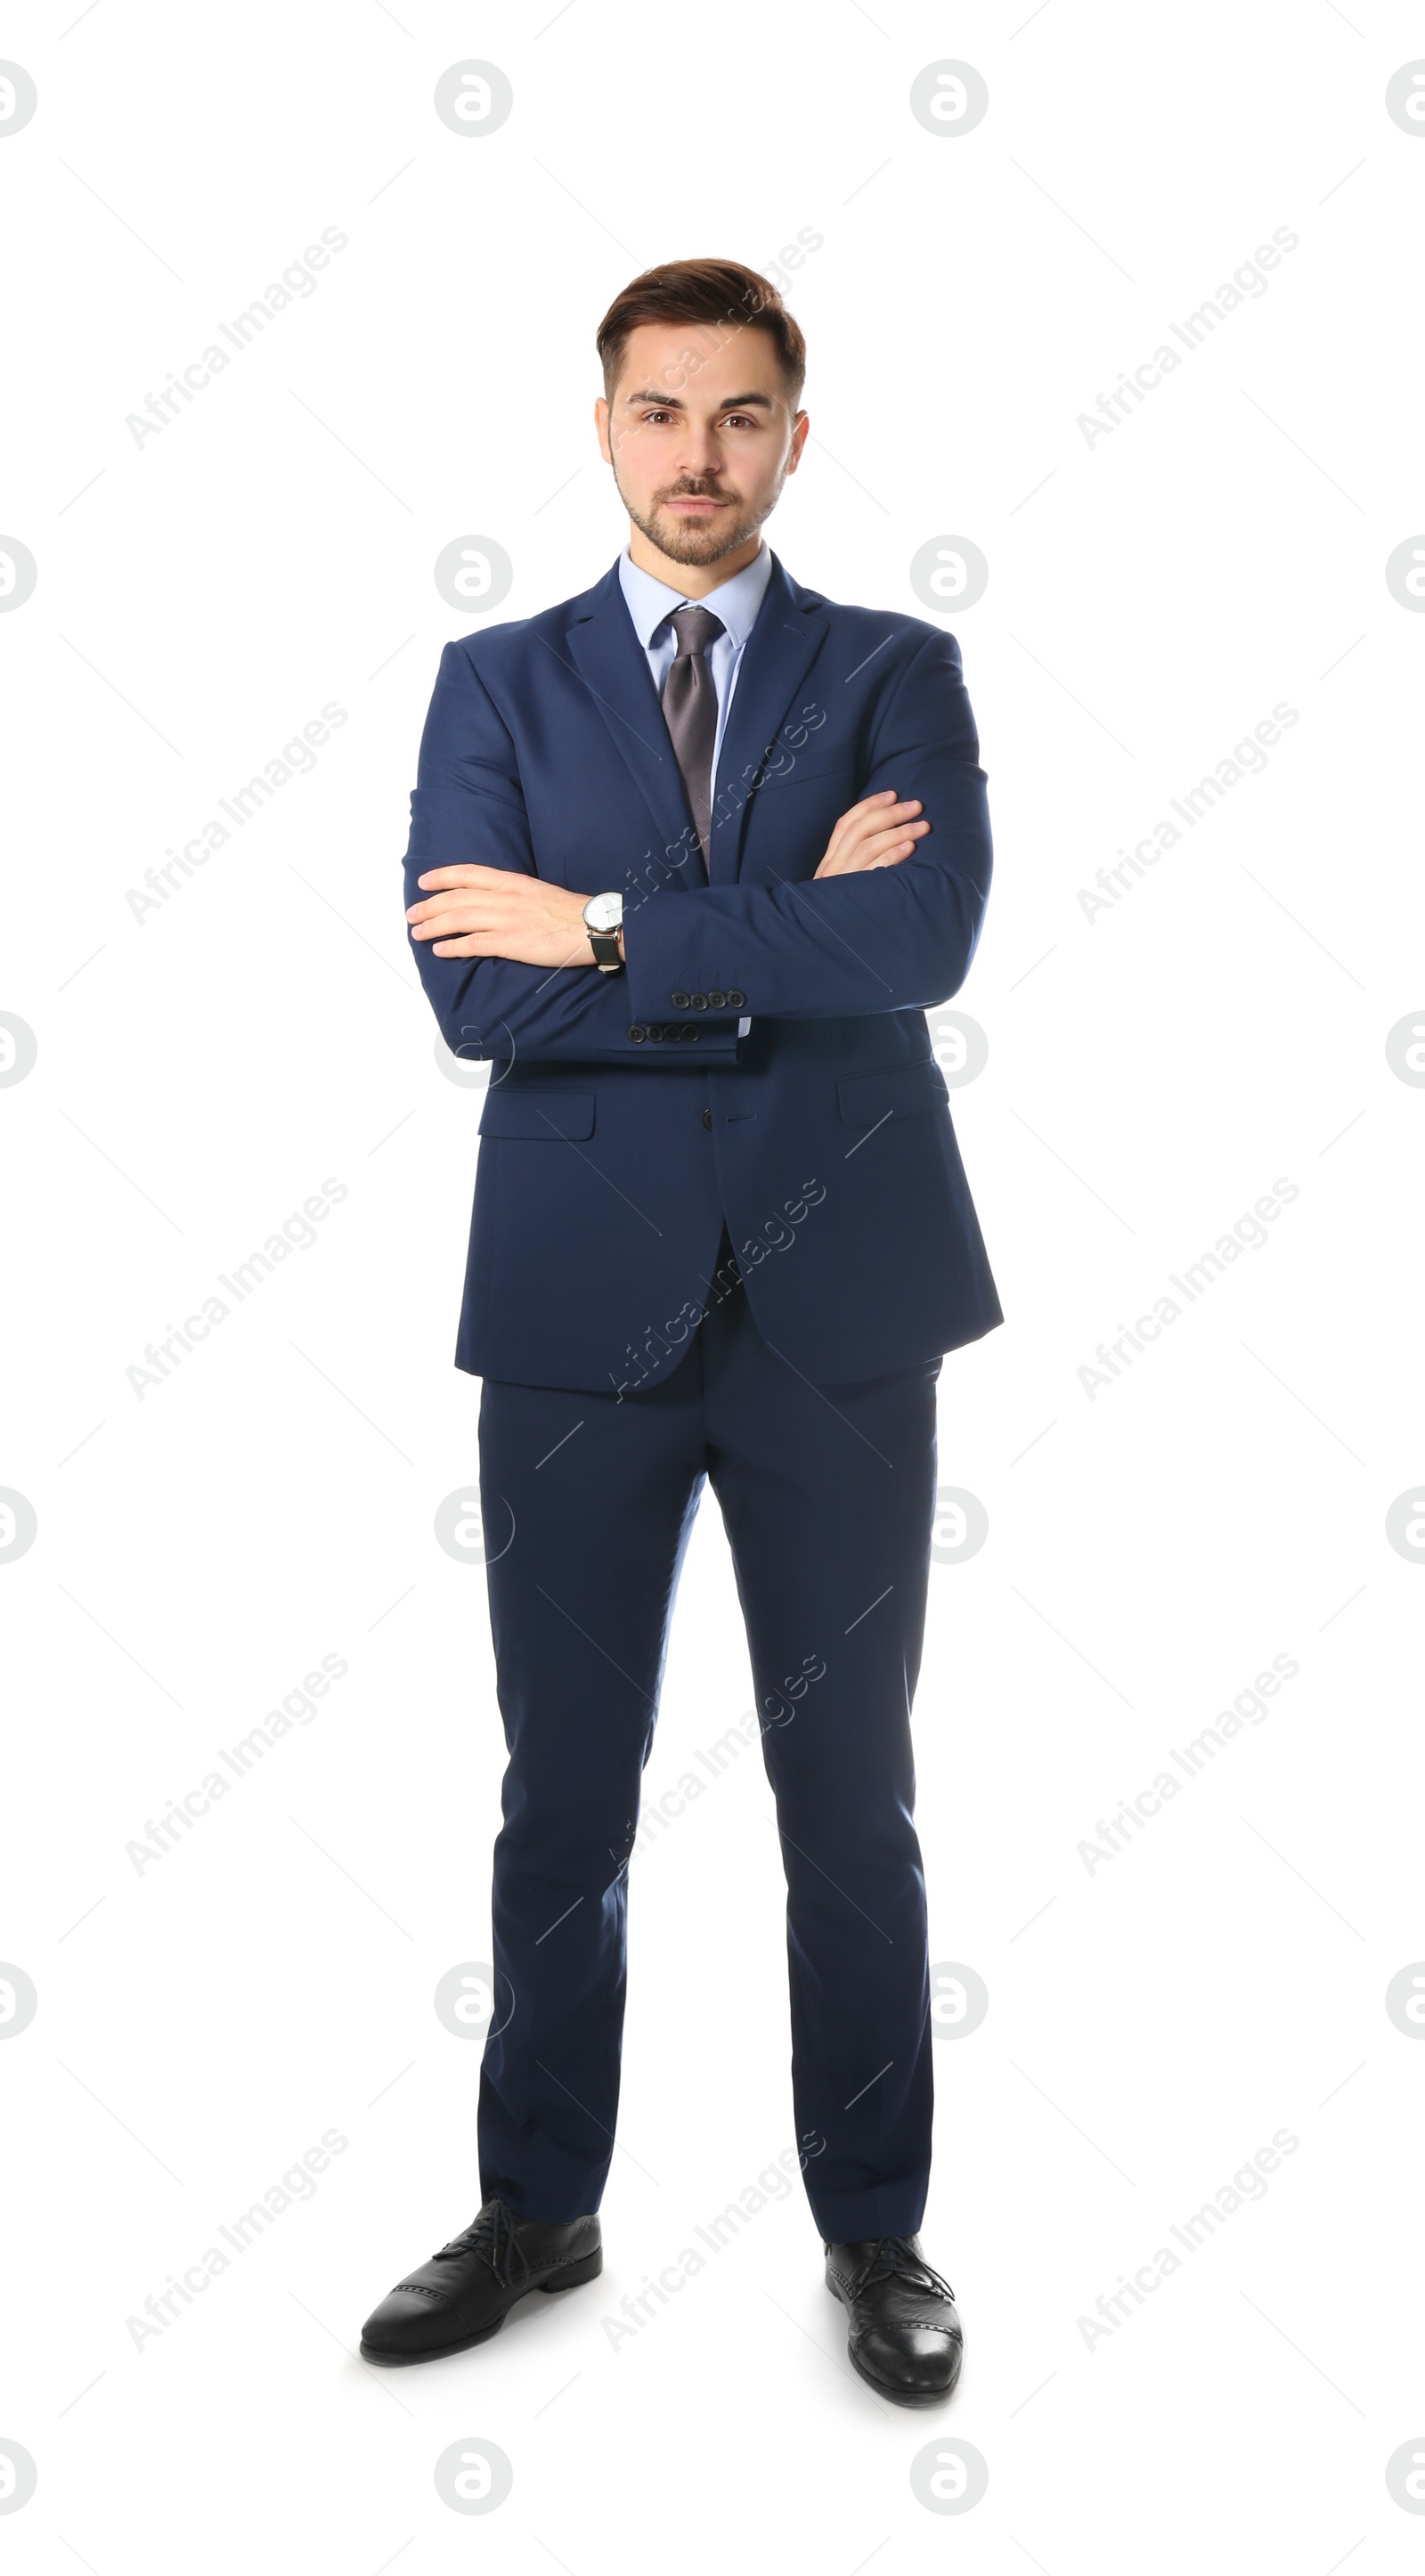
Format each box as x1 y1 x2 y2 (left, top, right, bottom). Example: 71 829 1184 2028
619 476 770 568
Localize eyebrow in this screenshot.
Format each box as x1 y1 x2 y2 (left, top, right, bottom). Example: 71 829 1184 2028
620 388 776 412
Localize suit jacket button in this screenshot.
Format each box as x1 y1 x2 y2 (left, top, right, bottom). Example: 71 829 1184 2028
690 992 709 1010
708 990 727 1008
702 1106 712 1129
671 990 690 1008
629 1025 646 1042
727 990 745 1007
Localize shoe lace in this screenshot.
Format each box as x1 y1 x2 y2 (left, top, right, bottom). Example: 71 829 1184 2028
434 2198 531 2293
847 2237 956 2303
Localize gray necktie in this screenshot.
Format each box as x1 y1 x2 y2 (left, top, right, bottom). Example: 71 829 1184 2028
661 604 725 878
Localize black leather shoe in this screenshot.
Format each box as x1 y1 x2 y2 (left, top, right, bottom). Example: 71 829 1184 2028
825 2235 964 2405
360 2197 602 2365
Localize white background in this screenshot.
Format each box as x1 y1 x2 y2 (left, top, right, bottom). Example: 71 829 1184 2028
3 0 1423 2566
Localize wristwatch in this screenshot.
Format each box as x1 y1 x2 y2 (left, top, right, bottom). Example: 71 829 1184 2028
582 890 624 973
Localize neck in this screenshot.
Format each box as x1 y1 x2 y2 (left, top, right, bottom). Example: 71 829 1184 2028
626 528 763 596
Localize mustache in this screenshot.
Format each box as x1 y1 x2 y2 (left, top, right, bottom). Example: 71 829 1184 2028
659 484 737 501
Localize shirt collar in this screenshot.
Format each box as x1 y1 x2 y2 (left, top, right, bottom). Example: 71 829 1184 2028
617 540 773 652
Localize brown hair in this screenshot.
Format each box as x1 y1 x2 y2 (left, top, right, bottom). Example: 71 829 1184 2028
595 258 806 408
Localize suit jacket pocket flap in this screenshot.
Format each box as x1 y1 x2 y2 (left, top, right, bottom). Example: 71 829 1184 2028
837 1061 950 1126
477 1088 596 1141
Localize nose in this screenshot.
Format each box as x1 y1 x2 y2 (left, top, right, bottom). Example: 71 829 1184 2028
672 425 722 479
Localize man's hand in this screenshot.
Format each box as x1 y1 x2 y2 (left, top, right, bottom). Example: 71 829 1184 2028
407 866 605 966
813 791 929 879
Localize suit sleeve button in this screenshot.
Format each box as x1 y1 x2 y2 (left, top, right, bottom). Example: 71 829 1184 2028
671 990 689 1008
727 990 745 1007
690 992 709 1010
629 1025 646 1042
707 990 727 1008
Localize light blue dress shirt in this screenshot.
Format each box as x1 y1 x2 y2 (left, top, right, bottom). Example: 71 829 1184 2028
617 539 774 785
617 542 772 1033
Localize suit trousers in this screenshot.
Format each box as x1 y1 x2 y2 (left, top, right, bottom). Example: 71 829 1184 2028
475 1226 943 2243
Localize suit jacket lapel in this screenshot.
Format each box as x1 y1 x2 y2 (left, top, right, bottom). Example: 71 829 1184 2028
706 554 830 885
563 566 701 890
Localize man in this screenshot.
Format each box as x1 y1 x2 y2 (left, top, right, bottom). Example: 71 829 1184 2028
360 259 1001 2405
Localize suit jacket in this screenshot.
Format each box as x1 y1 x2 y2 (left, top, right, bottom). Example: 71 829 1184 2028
403 550 1003 1393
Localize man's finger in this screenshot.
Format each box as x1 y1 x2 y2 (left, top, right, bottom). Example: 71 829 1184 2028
414 863 513 893
408 889 505 927
409 890 479 917
826 797 923 863
412 913 488 940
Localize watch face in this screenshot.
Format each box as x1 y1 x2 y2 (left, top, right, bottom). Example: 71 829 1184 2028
583 893 623 933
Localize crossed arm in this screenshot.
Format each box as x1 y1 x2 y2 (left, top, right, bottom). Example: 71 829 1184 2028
402 628 992 1062
406 789 929 967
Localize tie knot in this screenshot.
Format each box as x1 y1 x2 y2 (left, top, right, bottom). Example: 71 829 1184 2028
668 604 724 659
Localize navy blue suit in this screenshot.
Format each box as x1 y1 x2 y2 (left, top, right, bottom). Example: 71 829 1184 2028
402 552 1002 2240
403 551 1001 1393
